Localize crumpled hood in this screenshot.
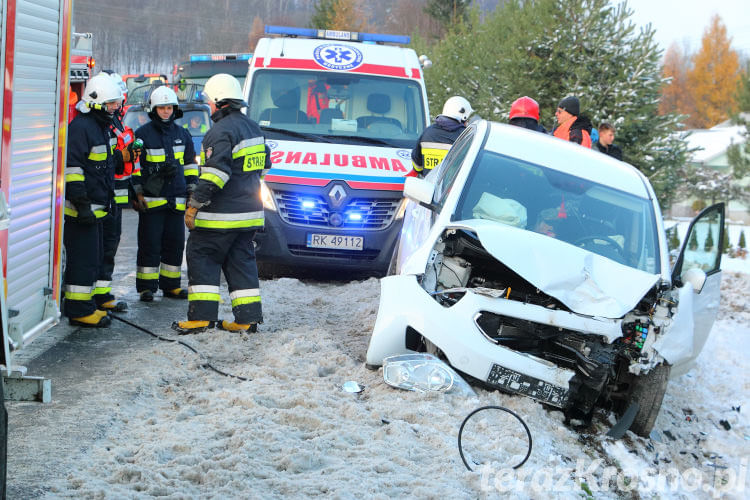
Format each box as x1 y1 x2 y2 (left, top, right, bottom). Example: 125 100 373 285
456 220 660 319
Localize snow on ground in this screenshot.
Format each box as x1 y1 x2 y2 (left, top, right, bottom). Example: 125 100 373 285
18 274 743 499
7 212 749 499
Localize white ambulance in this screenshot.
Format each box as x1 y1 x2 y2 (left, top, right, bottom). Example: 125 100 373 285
243 26 430 275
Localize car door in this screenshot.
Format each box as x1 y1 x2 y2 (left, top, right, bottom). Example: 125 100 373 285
395 127 477 272
669 203 724 376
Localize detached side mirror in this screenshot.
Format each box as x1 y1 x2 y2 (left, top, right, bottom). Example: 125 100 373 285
403 177 437 211
682 267 707 293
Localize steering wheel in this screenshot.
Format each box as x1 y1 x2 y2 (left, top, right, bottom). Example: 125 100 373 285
573 235 625 258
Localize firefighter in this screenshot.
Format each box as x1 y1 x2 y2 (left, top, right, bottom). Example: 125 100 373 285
410 96 472 177
508 96 547 133
63 73 122 327
132 86 198 302
172 73 269 335
92 71 141 312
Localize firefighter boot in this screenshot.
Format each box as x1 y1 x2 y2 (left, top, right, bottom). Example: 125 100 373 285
140 290 154 302
70 312 112 328
218 321 258 334
164 288 188 300
99 300 128 312
171 320 215 335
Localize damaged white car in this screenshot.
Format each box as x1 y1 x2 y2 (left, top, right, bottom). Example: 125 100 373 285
366 121 724 436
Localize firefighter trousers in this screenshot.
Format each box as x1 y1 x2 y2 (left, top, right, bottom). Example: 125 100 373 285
186 230 262 324
94 203 121 306
63 218 102 318
136 208 185 293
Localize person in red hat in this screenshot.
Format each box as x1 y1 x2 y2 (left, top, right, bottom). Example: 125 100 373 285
508 96 547 133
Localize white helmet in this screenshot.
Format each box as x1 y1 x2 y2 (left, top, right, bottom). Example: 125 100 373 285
108 72 128 96
149 86 179 109
442 96 473 122
203 73 243 103
83 73 122 107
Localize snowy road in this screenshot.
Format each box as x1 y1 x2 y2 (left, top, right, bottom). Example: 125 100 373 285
6 210 749 499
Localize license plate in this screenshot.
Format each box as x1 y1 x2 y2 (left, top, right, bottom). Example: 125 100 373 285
307 233 363 251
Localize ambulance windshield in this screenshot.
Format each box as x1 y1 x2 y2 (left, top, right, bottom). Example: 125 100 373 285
247 70 426 148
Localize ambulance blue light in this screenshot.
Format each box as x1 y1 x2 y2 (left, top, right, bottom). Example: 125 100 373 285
348 213 363 221
264 25 410 45
301 200 316 209
190 54 213 62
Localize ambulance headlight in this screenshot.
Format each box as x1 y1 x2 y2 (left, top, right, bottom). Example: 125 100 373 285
260 181 276 211
382 353 475 396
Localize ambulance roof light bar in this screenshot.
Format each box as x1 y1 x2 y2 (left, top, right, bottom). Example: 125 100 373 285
264 25 410 45
189 53 253 62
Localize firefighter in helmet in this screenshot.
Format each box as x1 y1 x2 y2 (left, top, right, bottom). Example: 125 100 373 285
410 96 473 177
173 73 269 335
62 73 122 327
132 86 198 302
508 96 547 133
91 70 141 312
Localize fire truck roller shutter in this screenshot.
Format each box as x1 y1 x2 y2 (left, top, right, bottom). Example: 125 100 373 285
5 0 67 346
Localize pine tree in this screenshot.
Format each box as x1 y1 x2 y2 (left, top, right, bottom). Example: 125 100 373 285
667 227 681 251
424 0 471 25
727 65 750 180
704 227 714 251
739 229 747 249
423 0 690 206
685 15 741 128
722 223 732 254
688 230 699 250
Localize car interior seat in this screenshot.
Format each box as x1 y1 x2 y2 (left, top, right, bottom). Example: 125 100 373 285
357 93 402 131
319 107 344 125
259 85 309 124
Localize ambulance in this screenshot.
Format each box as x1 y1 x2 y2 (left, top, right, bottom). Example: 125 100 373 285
2 0 72 383
243 26 430 275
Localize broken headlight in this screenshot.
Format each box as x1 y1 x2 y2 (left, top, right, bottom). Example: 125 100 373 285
382 353 476 396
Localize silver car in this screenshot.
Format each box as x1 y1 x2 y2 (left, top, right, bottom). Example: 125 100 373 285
366 120 724 436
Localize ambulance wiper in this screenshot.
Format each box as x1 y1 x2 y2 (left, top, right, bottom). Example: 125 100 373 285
260 126 332 143
319 134 393 147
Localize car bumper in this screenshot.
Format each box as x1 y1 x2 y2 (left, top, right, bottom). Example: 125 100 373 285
366 275 624 407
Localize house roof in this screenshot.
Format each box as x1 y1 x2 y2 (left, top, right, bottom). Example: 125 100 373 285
685 123 746 164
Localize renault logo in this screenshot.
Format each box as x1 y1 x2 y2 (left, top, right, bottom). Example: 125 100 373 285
328 185 346 208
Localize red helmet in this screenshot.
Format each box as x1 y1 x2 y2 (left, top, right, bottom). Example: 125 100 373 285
509 96 540 121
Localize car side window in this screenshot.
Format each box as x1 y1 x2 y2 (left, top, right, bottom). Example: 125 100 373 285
433 128 475 206
679 204 724 278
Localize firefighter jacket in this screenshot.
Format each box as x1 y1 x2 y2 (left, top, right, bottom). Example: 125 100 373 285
190 106 270 232
553 115 592 148
64 110 116 220
110 112 139 206
133 115 197 212
411 116 465 174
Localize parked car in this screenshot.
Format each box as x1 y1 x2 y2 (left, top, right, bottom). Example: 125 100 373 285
366 120 724 436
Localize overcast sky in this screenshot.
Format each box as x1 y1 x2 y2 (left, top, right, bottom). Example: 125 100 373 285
623 0 750 58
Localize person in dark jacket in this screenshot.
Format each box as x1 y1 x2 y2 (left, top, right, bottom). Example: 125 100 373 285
173 73 270 335
594 122 623 160
508 96 547 133
410 96 473 177
62 73 123 327
133 86 198 302
553 96 592 147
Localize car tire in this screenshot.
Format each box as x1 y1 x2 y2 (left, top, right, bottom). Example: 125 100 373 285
625 362 671 437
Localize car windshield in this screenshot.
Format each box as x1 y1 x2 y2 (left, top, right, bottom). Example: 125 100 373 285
246 69 426 148
123 109 150 130
454 150 660 274
175 109 211 137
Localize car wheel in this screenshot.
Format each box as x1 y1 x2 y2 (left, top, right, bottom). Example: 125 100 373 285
625 363 671 437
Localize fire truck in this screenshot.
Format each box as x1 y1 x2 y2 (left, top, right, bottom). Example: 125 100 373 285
1 0 73 402
69 31 94 121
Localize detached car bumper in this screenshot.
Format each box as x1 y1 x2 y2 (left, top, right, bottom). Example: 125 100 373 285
366 275 624 407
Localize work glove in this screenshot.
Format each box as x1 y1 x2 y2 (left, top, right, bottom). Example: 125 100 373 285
143 174 166 197
184 206 198 230
161 162 178 179
132 193 147 213
76 204 96 225
120 146 132 164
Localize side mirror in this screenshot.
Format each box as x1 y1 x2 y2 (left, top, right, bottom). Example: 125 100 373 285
682 267 707 293
403 177 435 206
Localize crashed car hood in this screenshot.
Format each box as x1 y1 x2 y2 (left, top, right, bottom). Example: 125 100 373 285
454 220 660 319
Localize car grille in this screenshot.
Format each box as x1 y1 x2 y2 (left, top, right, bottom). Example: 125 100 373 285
275 192 401 230
287 245 380 261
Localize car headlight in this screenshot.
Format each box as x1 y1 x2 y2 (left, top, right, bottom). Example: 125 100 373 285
383 353 476 396
260 180 276 211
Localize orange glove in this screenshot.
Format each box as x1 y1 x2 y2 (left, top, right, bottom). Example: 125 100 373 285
184 206 198 230
121 147 132 163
